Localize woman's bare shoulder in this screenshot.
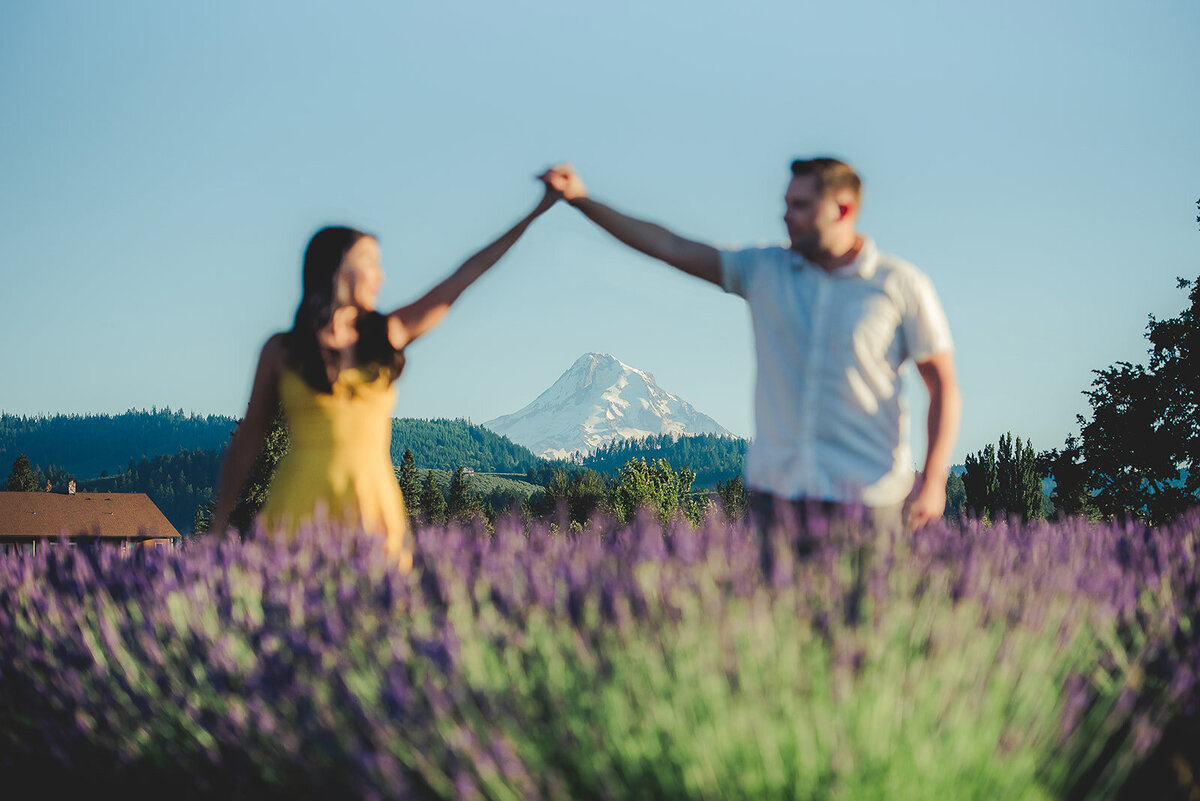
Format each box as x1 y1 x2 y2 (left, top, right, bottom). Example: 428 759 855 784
257 332 290 374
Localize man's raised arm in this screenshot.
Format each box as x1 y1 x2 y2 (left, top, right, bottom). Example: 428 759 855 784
540 164 722 286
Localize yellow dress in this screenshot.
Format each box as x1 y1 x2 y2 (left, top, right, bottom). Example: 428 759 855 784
259 364 411 571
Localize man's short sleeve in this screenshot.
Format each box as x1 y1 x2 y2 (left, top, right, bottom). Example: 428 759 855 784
900 271 954 363
719 248 755 298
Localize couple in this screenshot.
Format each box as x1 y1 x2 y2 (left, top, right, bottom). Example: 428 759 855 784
211 158 960 571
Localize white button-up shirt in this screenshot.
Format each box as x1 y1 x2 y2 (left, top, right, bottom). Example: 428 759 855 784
720 237 953 506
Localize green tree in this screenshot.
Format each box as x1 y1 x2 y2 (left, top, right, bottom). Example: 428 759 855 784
6 454 38 492
609 457 700 526
1044 437 1094 519
192 503 213 534
962 444 998 519
1069 271 1200 523
229 406 290 535
962 434 1045 522
419 471 447 525
535 467 611 527
944 471 967 521
398 448 420 522
996 433 1044 521
715 475 748 520
447 467 482 524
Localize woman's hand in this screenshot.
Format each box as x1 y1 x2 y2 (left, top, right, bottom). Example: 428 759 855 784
534 180 564 214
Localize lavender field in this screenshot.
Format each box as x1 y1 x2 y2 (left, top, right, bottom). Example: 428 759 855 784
2 511 1199 800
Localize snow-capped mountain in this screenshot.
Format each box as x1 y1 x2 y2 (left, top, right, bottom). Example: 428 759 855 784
482 353 732 460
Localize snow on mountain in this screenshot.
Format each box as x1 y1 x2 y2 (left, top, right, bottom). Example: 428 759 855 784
482 353 732 460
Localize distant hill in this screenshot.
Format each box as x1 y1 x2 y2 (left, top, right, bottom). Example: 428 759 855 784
78 448 222 534
1 412 543 533
391 418 540 473
405 468 543 505
0 409 236 479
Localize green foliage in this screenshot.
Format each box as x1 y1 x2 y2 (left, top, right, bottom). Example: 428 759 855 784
1070 275 1200 523
228 406 290 535
963 444 998 519
390 419 538 473
610 457 701 526
1045 438 1095 519
715 474 749 520
447 467 483 524
5 454 38 492
582 433 746 487
398 449 420 522
0 408 235 479
944 471 967 521
80 448 221 532
531 467 613 527
191 503 212 535
963 434 1045 522
419 471 447 525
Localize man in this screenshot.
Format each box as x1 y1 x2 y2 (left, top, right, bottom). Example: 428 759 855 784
540 158 960 532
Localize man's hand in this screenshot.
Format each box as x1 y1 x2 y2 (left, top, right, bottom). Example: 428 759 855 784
905 476 946 530
539 164 588 202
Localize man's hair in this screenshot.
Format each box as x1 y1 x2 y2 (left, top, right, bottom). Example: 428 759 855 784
790 157 862 200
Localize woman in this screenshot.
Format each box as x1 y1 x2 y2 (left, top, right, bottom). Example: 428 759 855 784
210 183 560 570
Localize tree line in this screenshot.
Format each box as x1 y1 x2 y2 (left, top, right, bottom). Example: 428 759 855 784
579 433 747 488
966 200 1200 524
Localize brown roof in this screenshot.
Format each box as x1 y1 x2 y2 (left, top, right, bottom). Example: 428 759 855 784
0 492 182 541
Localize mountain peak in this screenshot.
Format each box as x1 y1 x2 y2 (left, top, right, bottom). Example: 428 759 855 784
482 353 729 460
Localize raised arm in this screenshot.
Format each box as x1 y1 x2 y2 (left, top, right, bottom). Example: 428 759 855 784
210 334 284 534
387 186 559 350
906 351 962 529
541 164 722 286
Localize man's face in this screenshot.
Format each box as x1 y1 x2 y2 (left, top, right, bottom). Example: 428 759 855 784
783 175 843 255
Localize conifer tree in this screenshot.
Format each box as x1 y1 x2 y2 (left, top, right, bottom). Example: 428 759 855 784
419 471 447 525
192 503 212 534
229 406 290 534
963 434 1046 522
963 444 998 519
6 455 38 492
398 448 420 521
448 467 481 524
716 475 749 520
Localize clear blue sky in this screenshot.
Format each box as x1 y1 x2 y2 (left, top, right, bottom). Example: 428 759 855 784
2 0 1197 464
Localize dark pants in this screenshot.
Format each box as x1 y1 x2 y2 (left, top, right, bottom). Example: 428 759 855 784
748 491 903 624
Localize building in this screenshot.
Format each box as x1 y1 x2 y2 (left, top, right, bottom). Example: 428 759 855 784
0 490 182 554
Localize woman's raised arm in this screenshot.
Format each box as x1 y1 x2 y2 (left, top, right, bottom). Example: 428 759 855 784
386 185 559 350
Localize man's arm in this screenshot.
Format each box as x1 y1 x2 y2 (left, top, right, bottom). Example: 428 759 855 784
540 164 722 286
907 351 962 529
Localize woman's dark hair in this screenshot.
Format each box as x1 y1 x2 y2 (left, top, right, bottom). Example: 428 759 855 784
285 226 405 393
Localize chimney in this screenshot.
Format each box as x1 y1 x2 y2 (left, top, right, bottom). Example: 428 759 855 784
68 479 76 495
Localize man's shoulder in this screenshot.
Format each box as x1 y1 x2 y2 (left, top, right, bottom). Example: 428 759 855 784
723 243 791 261
720 244 794 295
870 248 940 295
872 248 927 280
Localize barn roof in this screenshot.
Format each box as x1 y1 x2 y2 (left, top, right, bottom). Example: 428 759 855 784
0 492 182 541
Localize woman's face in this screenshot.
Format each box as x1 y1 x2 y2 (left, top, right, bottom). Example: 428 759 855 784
337 236 384 311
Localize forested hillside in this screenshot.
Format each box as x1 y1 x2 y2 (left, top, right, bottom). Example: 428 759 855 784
0 409 235 479
391 419 539 473
580 434 747 487
78 448 223 533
